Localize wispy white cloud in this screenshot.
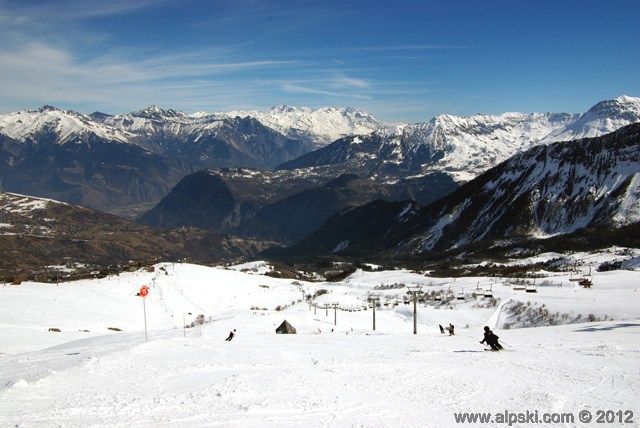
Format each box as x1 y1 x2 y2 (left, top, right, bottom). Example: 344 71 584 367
345 44 474 52
282 83 372 100
329 73 371 90
0 1 481 120
1 0 162 22
0 40 301 113
0 0 462 121
0 30 443 121
87 51 298 84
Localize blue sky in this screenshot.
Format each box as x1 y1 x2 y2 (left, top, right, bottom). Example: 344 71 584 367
0 0 638 123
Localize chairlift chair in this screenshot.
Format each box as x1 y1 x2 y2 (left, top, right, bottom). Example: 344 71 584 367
580 267 593 287
483 284 494 298
512 282 526 290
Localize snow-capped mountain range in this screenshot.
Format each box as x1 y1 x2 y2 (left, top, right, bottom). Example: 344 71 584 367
223 105 385 147
0 105 133 145
285 122 640 258
93 104 383 151
1 96 639 218
278 96 640 182
97 106 311 170
408 122 640 251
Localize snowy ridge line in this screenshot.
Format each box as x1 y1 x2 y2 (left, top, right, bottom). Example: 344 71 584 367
223 105 385 147
407 123 640 251
1 95 637 155
0 106 133 145
278 95 640 184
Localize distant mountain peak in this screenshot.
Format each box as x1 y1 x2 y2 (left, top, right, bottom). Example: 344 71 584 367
615 94 639 104
38 105 61 113
270 104 304 114
537 96 640 144
227 105 385 147
586 96 640 118
133 105 188 120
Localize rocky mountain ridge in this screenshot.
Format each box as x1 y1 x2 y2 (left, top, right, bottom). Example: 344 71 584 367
97 106 312 169
281 122 640 260
0 191 270 275
138 166 458 244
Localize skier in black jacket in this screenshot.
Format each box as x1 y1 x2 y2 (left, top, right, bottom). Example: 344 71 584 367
225 329 236 341
480 326 503 350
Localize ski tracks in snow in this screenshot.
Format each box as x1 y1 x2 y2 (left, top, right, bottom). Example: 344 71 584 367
2 322 639 427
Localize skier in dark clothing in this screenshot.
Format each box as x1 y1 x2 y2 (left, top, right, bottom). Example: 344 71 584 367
225 329 236 341
480 326 502 350
439 324 445 334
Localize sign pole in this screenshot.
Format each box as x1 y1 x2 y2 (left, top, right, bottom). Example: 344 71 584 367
143 297 148 342
140 285 149 342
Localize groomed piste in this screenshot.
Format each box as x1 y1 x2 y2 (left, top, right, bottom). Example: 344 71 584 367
1 253 639 427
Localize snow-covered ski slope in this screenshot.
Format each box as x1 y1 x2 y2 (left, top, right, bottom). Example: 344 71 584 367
1 253 639 427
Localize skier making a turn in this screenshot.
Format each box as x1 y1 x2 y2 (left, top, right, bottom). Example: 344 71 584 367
480 326 503 350
225 329 236 341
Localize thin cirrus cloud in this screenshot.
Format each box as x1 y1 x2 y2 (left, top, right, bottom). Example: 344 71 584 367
0 39 301 112
0 1 261 97
0 1 427 117
0 24 382 113
2 0 637 121
3 0 160 22
282 83 372 101
329 74 371 90
280 71 374 102
0 1 467 119
345 44 474 52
